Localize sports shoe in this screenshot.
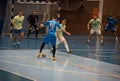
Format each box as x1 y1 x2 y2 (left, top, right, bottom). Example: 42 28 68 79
67 51 72 54
13 43 16 48
17 43 21 48
86 40 90 44
52 57 56 60
37 53 42 58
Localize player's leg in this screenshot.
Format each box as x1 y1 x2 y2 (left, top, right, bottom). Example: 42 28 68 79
13 29 18 47
97 29 103 44
102 27 109 42
37 35 49 58
111 29 118 41
37 42 46 58
27 24 32 39
51 36 57 60
61 36 70 53
17 30 24 48
51 38 60 52
52 45 56 60
56 37 62 48
87 29 94 44
34 24 39 39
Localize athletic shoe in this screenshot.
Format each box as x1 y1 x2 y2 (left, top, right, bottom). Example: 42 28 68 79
67 51 72 54
37 53 42 58
17 43 21 48
13 43 16 48
86 40 90 44
52 57 56 60
86 41 89 44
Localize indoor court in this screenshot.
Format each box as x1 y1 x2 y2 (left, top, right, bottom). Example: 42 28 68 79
0 0 120 81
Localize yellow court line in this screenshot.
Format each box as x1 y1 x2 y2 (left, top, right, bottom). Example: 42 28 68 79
16 56 98 81
16 55 120 80
67 61 120 79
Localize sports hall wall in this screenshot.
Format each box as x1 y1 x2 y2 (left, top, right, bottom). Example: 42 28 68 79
60 0 120 35
0 0 8 35
0 0 120 36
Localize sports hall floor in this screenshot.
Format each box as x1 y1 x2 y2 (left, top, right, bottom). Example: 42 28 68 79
0 35 120 81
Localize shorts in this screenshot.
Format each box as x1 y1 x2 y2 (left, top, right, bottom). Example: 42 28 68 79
14 29 24 34
104 26 115 32
43 34 56 46
90 29 101 35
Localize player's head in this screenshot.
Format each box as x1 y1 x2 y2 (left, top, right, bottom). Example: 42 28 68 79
112 15 116 19
93 15 98 20
52 15 58 20
18 10 23 16
61 19 66 25
32 11 37 15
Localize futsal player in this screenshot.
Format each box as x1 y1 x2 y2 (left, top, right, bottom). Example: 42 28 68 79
27 11 39 39
86 15 103 44
11 10 24 48
37 16 71 60
54 19 71 53
102 15 118 42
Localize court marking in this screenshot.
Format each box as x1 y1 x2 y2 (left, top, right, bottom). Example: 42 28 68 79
0 68 36 81
0 59 98 81
0 49 120 81
16 55 120 80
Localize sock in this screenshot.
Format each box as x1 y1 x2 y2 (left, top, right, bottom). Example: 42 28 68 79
39 43 45 53
65 43 69 52
52 45 56 57
17 42 20 44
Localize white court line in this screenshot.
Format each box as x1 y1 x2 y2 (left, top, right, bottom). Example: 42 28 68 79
0 68 36 81
0 59 106 76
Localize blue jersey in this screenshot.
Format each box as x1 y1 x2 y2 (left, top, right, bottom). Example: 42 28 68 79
43 20 61 45
44 20 61 36
106 16 118 28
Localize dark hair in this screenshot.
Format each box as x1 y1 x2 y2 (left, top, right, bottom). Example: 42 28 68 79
18 10 23 12
52 15 58 19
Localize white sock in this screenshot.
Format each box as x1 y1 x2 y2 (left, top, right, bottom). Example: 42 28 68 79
65 43 69 52
17 42 20 44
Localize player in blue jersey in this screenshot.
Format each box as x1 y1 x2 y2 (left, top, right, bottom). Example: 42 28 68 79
102 15 118 42
37 16 71 60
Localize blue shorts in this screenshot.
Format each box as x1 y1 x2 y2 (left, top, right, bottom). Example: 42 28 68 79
104 26 115 32
43 34 56 46
14 29 24 34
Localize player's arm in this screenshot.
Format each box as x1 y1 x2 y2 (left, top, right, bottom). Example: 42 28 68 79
57 23 71 36
11 19 17 29
40 21 49 28
87 21 90 30
61 27 71 36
